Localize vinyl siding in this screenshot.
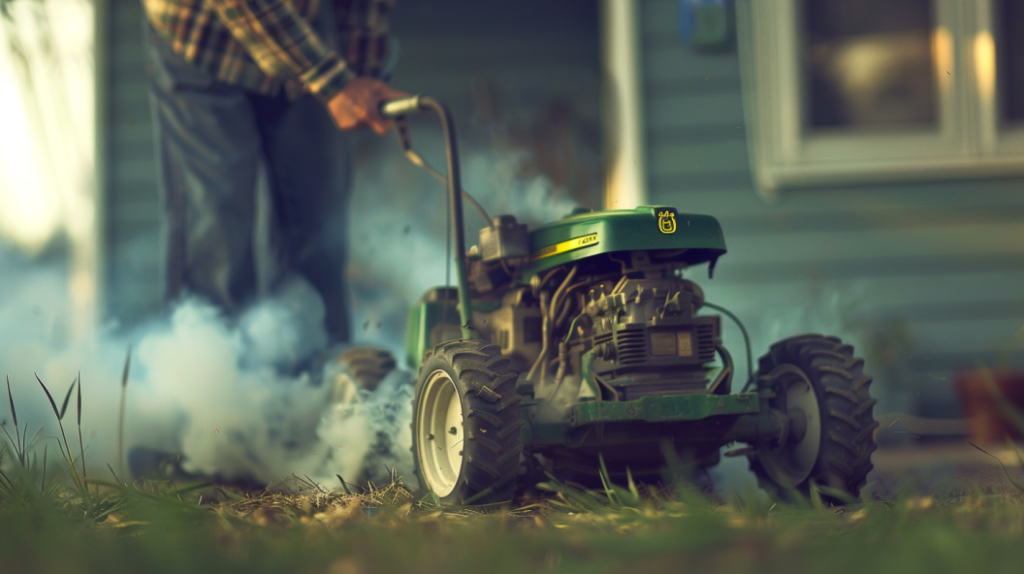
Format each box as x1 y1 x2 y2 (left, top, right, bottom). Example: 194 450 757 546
99 0 162 322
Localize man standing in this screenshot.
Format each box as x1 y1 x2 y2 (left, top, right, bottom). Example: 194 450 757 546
142 0 405 348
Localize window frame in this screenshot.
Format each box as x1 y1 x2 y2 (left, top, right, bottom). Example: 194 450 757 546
737 0 1024 198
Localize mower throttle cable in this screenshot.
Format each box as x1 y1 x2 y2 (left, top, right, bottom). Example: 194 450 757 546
392 116 494 229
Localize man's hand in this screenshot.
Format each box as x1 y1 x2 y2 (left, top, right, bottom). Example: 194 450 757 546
327 78 408 135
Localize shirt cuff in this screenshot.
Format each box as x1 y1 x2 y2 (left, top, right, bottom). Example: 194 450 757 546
301 51 357 104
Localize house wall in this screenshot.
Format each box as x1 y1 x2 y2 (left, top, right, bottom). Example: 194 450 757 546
639 0 1024 416
99 0 162 323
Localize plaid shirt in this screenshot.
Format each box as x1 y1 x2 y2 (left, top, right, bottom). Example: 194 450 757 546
143 0 394 104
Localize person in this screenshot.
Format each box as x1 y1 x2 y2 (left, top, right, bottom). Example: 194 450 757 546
142 0 407 352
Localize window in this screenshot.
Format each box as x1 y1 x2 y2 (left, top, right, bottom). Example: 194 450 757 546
737 0 1024 196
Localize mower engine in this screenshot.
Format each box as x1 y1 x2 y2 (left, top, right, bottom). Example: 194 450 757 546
587 276 722 400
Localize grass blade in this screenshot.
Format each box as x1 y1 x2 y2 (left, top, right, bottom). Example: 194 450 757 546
816 484 858 505
118 346 131 479
808 481 827 511
76 372 87 487
171 482 213 496
35 373 61 420
597 453 620 507
537 473 608 513
970 442 1024 492
35 373 70 460
5 375 22 459
35 373 88 503
218 487 245 502
120 346 132 389
58 378 76 421
626 467 640 503
6 375 17 428
461 486 495 505
336 474 352 495
107 463 121 485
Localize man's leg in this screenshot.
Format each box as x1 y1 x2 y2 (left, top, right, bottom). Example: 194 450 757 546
252 94 354 342
145 25 262 314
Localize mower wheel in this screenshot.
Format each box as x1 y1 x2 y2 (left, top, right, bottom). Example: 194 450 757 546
749 334 878 504
413 339 523 505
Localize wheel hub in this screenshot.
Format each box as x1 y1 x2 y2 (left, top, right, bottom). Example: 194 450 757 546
759 365 822 489
787 407 808 444
416 369 465 498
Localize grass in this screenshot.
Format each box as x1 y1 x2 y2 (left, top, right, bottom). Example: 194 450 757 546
2 469 1024 574
4 364 1024 573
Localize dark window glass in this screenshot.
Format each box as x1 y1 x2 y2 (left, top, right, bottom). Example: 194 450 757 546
998 0 1024 124
802 0 937 131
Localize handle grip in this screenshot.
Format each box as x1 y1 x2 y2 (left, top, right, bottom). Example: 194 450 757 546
379 95 423 118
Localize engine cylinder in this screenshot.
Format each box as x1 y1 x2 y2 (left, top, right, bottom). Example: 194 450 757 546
587 278 721 399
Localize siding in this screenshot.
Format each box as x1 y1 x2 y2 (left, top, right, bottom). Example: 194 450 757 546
99 0 162 322
639 0 1024 416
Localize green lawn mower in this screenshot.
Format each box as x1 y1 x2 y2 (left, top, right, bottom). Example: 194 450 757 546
379 96 879 505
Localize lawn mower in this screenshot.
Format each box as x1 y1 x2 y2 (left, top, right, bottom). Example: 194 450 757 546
378 95 878 505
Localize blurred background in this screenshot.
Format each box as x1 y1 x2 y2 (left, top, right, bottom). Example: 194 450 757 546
1 0 1023 439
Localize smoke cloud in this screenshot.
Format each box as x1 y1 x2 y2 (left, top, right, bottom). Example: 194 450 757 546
0 140 577 490
0 251 414 486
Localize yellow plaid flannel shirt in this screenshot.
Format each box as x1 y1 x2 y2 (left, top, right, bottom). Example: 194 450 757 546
143 0 394 103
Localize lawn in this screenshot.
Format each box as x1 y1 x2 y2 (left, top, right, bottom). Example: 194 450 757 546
2 464 1024 574
4 370 1024 574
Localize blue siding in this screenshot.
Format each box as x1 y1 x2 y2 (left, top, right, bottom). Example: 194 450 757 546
100 0 162 322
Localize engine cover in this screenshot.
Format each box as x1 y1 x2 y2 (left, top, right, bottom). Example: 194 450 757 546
523 206 727 279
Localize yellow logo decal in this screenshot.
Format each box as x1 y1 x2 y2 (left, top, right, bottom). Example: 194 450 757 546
531 233 599 261
657 210 677 234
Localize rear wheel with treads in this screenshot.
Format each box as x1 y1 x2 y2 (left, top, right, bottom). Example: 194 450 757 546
413 339 524 505
749 334 878 504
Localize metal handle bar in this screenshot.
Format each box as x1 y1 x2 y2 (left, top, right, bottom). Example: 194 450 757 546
377 95 478 338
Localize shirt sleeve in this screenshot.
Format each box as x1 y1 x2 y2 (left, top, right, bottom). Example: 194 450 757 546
209 0 355 103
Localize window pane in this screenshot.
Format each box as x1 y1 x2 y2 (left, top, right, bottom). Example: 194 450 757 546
802 0 937 131
998 0 1024 124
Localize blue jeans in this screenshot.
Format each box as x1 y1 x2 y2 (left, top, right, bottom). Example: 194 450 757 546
144 22 353 342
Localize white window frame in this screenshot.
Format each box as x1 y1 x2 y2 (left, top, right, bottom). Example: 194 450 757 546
736 0 1024 198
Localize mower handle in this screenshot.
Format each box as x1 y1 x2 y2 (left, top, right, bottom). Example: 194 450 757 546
379 94 424 118
377 94 477 339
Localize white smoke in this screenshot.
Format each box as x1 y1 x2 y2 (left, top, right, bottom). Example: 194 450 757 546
0 246 413 487
0 139 578 488
461 148 580 225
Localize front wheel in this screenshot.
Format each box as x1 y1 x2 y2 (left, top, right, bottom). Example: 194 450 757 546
749 334 878 504
413 340 523 505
